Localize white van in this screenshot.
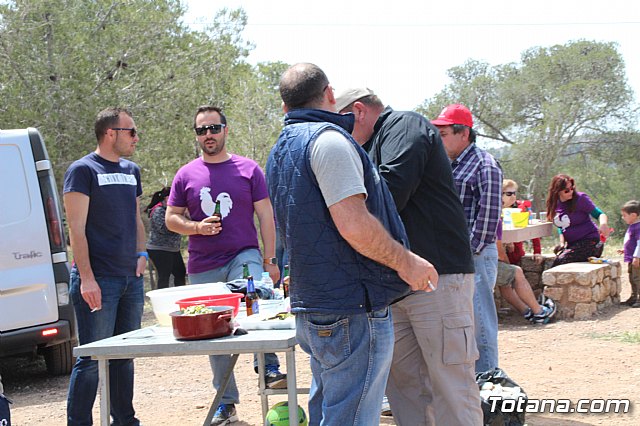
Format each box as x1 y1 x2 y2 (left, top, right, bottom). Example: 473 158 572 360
0 128 77 375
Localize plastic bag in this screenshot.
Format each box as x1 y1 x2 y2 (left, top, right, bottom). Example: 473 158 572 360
476 368 527 426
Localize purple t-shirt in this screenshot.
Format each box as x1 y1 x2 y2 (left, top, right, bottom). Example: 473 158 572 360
623 222 640 263
553 192 599 244
168 155 268 273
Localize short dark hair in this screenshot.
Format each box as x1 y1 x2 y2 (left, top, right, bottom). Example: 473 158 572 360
340 94 384 113
279 63 329 110
193 105 227 128
452 124 476 143
95 107 132 141
622 200 640 215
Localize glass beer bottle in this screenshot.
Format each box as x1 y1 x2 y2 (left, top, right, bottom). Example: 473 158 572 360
245 275 260 316
212 200 222 221
283 264 290 298
242 263 250 280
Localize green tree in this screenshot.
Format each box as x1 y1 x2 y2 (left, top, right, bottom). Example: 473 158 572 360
417 40 636 210
0 1 285 196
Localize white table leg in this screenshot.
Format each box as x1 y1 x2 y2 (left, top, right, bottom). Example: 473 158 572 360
286 350 299 425
98 359 110 426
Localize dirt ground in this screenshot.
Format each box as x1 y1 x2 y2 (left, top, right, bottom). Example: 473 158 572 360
3 269 639 426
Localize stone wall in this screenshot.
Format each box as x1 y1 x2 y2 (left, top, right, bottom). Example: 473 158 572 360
494 255 622 320
542 261 622 320
493 255 554 312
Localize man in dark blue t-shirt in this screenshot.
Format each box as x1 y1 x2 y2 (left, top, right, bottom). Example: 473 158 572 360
63 107 146 426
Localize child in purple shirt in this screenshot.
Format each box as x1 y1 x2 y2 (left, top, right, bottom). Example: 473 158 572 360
618 200 640 307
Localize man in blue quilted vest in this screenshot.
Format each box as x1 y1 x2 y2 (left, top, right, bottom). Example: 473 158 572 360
266 63 439 426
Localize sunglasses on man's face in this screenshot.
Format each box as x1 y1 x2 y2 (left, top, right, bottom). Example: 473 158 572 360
502 191 516 196
111 128 137 137
194 124 226 136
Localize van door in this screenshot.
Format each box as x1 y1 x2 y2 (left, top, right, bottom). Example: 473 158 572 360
0 130 58 332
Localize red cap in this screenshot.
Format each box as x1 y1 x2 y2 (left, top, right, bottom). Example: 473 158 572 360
431 104 473 127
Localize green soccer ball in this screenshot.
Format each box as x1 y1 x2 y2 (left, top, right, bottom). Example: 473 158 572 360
265 401 308 426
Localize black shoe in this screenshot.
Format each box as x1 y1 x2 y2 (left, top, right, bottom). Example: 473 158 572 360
622 295 638 306
265 364 287 389
631 301 640 308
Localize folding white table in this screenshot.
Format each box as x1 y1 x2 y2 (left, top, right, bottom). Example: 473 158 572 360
73 327 304 426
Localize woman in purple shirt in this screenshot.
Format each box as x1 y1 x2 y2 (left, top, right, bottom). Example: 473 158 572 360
546 174 611 266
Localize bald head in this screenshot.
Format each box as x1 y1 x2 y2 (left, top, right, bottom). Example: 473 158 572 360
279 63 329 110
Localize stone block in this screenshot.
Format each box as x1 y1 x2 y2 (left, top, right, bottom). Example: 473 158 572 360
591 284 607 303
544 286 565 301
557 304 575 319
520 255 544 272
544 263 614 286
597 298 612 311
610 262 621 279
569 286 593 303
601 277 611 296
542 272 556 286
543 258 556 270
610 278 618 296
574 303 595 320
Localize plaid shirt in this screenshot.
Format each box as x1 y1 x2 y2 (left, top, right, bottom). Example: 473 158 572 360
450 143 502 254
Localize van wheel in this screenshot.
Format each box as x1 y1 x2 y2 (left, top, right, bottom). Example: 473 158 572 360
44 341 76 375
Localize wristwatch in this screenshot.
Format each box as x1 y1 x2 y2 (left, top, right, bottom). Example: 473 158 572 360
263 257 277 265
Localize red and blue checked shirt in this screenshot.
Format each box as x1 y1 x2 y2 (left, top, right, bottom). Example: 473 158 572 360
450 143 502 254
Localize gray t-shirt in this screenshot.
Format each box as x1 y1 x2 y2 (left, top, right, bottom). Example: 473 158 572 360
309 129 366 207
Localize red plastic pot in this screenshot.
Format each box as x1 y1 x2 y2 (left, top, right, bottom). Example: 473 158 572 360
170 305 234 340
176 293 243 317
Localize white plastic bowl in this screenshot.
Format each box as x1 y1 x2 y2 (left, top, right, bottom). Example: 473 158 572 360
146 283 231 326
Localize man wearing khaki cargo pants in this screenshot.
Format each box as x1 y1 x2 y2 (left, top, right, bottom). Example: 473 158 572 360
336 88 482 425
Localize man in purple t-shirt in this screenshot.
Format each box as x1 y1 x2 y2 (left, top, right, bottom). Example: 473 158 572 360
166 106 282 426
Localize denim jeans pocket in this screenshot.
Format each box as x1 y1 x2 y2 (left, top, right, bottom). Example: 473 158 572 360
303 315 351 369
368 306 390 320
442 313 477 365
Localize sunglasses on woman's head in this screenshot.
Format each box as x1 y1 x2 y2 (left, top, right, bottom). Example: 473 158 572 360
502 191 516 196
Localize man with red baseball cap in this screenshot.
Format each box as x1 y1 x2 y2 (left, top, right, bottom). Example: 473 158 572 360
431 103 474 127
432 104 503 374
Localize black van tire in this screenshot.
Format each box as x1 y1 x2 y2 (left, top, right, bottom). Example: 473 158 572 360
44 341 75 375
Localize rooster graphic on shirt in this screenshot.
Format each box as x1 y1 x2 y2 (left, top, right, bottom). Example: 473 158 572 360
554 213 570 232
199 187 232 218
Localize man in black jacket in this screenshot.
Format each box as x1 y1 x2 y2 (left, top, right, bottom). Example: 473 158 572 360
336 88 482 426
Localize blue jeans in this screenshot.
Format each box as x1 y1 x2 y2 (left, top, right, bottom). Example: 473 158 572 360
67 268 144 426
473 243 499 373
188 248 279 404
296 307 394 426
